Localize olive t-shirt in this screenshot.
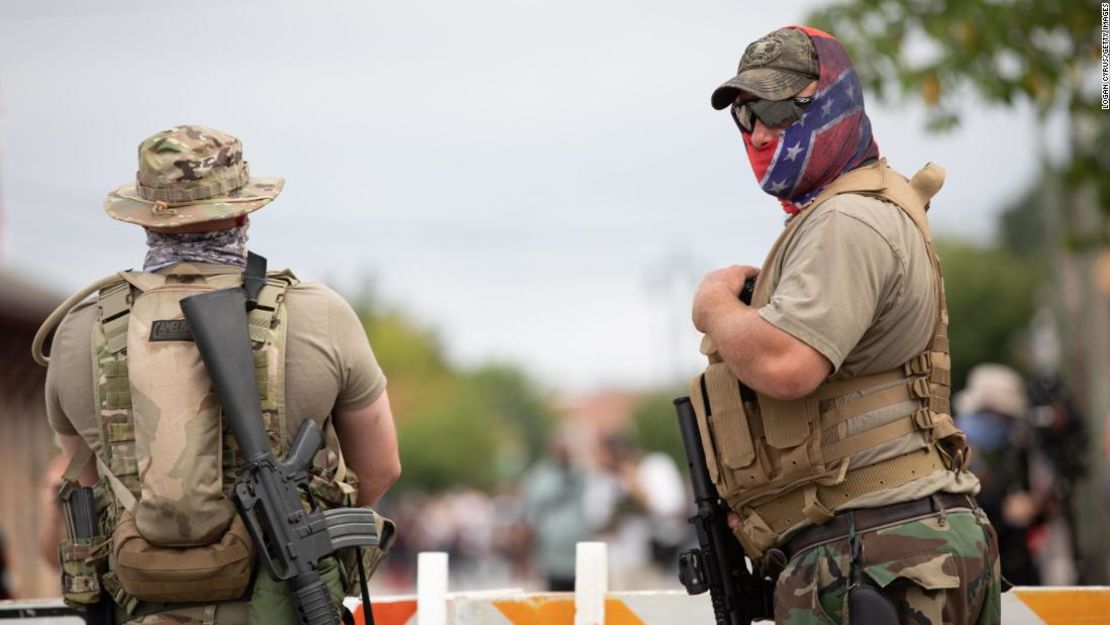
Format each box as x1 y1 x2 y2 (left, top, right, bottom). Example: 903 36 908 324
759 193 936 378
757 193 979 512
45 268 386 452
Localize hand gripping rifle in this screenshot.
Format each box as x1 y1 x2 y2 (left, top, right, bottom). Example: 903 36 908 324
181 261 381 625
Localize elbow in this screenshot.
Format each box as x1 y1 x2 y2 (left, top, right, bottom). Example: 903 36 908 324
756 357 825 401
759 375 807 401
384 457 402 489
762 378 814 401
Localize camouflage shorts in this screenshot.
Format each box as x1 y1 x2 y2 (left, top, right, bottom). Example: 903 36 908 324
774 508 1001 625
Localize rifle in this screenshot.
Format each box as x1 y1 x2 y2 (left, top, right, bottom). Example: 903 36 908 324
676 276 771 624
674 397 772 625
181 283 381 625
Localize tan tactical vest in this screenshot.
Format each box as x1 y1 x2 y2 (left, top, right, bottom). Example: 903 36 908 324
34 263 363 611
690 160 967 560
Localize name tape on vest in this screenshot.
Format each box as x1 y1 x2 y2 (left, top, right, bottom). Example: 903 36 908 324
149 319 194 342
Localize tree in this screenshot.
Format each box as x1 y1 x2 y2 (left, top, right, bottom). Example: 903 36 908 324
935 238 1042 389
630 390 686 468
808 0 1107 239
351 295 554 493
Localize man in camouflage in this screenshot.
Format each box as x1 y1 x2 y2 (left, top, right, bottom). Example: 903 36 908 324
691 27 1001 624
42 125 401 624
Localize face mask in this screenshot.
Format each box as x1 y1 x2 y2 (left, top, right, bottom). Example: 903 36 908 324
957 411 1013 451
740 26 880 215
143 223 250 272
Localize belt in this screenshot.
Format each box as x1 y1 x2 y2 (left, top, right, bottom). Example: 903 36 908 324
779 492 977 562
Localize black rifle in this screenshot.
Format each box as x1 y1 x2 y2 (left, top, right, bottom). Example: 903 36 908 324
676 276 770 624
181 285 381 625
674 397 772 625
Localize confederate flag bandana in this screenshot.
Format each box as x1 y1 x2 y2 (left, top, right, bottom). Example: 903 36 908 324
742 26 880 215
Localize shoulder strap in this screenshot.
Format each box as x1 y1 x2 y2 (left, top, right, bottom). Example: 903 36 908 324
244 252 268 306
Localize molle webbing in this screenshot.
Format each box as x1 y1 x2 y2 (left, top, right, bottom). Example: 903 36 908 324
91 267 297 500
96 280 139 492
743 446 947 537
692 160 963 558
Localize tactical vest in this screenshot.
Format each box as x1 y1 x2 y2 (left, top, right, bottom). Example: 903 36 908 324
690 160 968 560
33 263 368 613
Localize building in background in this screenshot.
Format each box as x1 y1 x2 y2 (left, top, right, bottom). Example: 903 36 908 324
0 270 62 598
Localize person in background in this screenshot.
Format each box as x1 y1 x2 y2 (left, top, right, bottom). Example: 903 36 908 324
519 433 590 591
591 435 686 588
955 363 1041 586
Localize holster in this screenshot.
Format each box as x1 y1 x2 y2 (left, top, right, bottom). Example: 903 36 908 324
847 584 899 625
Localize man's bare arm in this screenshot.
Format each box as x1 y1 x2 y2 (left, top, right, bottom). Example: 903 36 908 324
693 265 832 400
56 433 98 486
334 390 401 507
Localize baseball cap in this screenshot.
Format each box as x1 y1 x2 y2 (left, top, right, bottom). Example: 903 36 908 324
711 27 820 110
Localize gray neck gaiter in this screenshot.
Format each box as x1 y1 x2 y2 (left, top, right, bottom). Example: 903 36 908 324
143 225 249 272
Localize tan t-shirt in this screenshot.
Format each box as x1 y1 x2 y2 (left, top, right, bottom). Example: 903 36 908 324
758 193 979 514
45 267 386 453
759 193 936 378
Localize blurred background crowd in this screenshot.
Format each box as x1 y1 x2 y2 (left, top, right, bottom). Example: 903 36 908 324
2 0 1108 600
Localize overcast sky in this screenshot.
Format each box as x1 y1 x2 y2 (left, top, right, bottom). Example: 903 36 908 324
0 1 1068 393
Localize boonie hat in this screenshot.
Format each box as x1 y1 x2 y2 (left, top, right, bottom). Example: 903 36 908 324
711 27 819 110
105 125 283 229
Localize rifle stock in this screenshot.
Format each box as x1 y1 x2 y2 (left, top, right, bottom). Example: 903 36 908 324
179 288 271 462
182 286 381 625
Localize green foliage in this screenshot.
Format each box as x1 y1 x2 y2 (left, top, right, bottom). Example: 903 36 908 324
466 365 555 466
629 390 686 467
351 296 554 493
998 181 1052 261
807 0 1101 123
935 238 1043 389
807 0 1109 242
397 386 502 492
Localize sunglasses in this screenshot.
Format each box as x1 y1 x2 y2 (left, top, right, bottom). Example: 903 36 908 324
731 96 814 133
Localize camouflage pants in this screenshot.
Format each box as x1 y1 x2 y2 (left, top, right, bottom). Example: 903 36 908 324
774 508 1001 625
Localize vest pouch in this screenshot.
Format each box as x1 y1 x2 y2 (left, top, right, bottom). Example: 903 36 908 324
701 364 766 497
127 282 235 546
112 510 254 603
306 463 398 596
758 394 824 483
339 513 397 596
59 535 109 608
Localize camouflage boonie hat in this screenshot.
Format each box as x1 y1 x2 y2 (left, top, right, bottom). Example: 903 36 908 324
711 27 819 110
104 125 283 228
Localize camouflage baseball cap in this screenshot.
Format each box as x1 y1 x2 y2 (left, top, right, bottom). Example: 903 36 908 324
711 27 819 110
104 125 283 229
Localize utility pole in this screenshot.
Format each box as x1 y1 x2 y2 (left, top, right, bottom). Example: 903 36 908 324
1058 109 1110 584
